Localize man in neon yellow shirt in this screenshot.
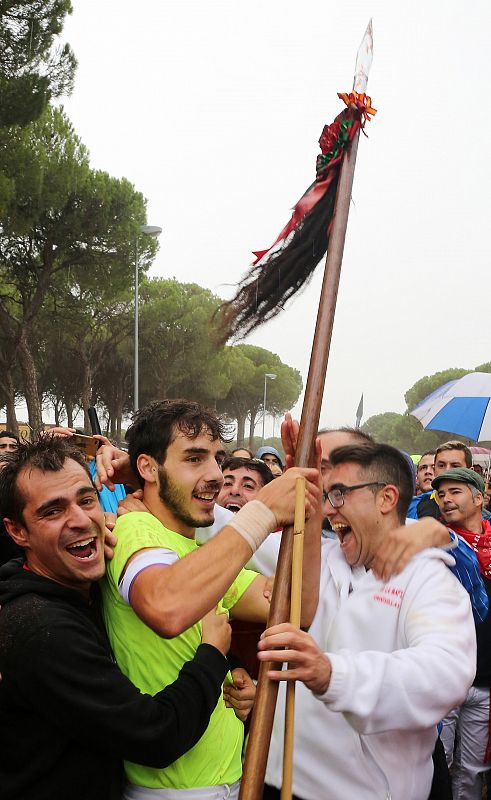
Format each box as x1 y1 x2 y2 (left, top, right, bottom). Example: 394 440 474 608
101 399 321 800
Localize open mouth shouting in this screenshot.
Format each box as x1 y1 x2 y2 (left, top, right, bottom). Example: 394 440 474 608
223 502 242 513
192 486 220 509
66 536 99 561
331 522 352 544
330 522 359 562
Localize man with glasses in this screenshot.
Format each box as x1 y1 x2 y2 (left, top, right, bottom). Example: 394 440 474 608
262 441 475 800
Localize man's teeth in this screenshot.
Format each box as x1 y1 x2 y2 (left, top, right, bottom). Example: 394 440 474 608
67 537 97 559
331 523 351 533
195 493 215 501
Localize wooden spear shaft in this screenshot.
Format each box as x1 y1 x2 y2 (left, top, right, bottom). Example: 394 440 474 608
281 477 306 800
239 103 364 800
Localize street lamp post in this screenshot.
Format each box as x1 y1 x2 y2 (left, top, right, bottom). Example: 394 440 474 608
262 373 277 444
135 224 162 411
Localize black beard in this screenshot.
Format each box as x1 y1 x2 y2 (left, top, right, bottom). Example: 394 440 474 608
157 466 218 529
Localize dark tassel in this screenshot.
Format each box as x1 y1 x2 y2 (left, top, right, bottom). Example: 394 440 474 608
215 105 364 344
216 177 339 343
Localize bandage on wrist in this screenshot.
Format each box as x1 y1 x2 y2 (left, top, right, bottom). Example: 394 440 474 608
226 499 278 553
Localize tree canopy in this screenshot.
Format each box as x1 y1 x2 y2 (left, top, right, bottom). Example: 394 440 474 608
0 105 152 433
138 278 228 408
0 0 76 128
362 412 443 453
218 344 302 447
404 368 470 412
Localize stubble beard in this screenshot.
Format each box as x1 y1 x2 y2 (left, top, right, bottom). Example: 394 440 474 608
157 466 214 529
442 505 465 526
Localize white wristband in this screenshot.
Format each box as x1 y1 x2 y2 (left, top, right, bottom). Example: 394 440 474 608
226 499 278 553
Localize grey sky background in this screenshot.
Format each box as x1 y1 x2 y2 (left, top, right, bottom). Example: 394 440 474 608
59 0 490 433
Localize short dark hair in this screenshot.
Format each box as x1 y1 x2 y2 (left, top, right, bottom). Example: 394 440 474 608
221 456 273 487
231 447 254 459
0 430 19 442
329 442 414 524
126 399 231 487
0 436 91 524
418 450 435 466
435 441 472 468
317 426 374 444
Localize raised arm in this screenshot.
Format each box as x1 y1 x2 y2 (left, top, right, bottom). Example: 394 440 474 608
95 444 136 491
124 467 320 637
370 517 451 582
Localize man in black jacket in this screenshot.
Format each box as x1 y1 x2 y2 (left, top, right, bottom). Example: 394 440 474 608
0 437 231 800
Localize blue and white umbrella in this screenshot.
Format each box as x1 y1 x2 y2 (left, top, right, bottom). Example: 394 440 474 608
410 372 491 442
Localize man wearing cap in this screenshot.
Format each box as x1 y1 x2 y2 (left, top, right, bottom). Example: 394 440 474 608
433 467 491 800
417 441 491 521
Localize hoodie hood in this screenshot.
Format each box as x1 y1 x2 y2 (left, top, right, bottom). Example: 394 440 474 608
255 446 284 468
0 558 89 609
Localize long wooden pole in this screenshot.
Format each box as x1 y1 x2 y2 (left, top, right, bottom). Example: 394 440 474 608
281 477 306 800
239 111 363 800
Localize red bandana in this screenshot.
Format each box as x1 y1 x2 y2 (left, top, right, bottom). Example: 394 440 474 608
453 519 491 579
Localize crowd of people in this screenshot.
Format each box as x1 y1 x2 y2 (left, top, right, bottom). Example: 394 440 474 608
0 408 490 800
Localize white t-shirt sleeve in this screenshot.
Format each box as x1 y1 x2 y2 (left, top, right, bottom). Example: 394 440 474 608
118 548 178 605
247 532 281 575
195 504 236 544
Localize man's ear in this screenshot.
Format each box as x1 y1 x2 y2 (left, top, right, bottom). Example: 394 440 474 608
378 485 399 516
136 454 158 484
473 491 484 510
3 518 29 549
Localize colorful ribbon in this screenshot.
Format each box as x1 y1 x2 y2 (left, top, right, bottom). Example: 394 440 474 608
252 93 377 265
337 91 377 127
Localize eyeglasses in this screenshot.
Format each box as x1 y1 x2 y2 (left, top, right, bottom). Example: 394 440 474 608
323 482 387 508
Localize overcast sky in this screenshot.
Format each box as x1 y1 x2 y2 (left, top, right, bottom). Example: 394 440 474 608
59 0 491 432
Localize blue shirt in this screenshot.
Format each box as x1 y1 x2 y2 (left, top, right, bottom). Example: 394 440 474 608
89 459 127 514
407 491 432 520
447 532 488 624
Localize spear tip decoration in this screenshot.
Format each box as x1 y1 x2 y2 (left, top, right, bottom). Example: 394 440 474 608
353 18 373 93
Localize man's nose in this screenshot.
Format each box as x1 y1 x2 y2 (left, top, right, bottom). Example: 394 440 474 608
206 459 224 484
66 503 92 528
322 493 336 517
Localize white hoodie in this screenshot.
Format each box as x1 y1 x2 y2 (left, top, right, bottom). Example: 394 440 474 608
265 540 476 800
